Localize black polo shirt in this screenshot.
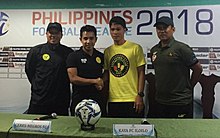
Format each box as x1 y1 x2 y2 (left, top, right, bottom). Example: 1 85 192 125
25 43 73 106
66 46 104 94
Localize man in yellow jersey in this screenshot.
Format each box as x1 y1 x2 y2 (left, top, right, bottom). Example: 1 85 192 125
103 16 146 117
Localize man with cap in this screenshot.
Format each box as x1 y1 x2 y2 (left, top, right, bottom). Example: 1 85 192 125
103 16 146 118
25 22 73 116
150 16 203 118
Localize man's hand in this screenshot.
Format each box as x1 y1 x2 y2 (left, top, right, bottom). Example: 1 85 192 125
95 78 104 91
134 95 144 114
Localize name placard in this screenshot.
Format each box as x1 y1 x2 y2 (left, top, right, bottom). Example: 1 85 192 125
113 124 154 136
12 119 51 133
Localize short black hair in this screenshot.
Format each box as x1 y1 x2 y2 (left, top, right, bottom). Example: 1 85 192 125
109 16 127 31
80 25 97 38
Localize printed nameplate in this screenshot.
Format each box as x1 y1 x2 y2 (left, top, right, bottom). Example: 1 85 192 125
113 124 154 136
12 119 51 133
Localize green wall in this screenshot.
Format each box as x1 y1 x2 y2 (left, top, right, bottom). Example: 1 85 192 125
0 0 220 9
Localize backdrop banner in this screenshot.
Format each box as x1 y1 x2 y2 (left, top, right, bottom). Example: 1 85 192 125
1 5 220 117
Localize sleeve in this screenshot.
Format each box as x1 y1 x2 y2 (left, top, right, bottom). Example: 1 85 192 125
180 45 198 67
103 48 109 70
66 52 77 68
25 48 36 83
100 52 104 68
135 45 146 67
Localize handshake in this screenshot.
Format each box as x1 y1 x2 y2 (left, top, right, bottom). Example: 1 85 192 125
95 77 104 91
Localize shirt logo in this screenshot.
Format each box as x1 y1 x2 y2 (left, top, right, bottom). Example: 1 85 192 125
152 51 157 62
110 54 129 77
177 114 186 118
81 58 87 63
42 54 50 61
96 57 101 64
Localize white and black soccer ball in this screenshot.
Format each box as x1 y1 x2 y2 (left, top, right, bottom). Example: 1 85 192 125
75 99 101 127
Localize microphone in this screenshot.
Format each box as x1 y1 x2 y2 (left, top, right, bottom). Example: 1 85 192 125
141 118 150 124
34 113 57 120
141 118 158 138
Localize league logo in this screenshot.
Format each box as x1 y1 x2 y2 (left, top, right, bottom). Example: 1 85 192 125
0 12 10 36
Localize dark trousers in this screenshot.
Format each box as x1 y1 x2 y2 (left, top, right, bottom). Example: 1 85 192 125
27 103 69 116
154 101 193 118
108 102 144 118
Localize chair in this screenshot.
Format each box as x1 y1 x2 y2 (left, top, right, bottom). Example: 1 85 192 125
198 73 220 118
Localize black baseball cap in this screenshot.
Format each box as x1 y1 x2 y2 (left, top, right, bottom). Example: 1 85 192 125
46 22 62 32
153 16 174 27
109 16 128 31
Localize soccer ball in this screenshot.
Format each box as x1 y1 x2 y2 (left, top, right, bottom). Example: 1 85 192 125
75 99 101 130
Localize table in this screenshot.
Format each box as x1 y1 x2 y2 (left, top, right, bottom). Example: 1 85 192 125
0 112 219 138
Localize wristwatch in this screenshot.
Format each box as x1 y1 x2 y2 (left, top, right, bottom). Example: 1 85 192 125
138 91 144 97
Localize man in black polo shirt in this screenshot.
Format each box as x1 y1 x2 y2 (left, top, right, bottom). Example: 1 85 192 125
25 22 73 116
150 16 203 118
66 25 107 116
